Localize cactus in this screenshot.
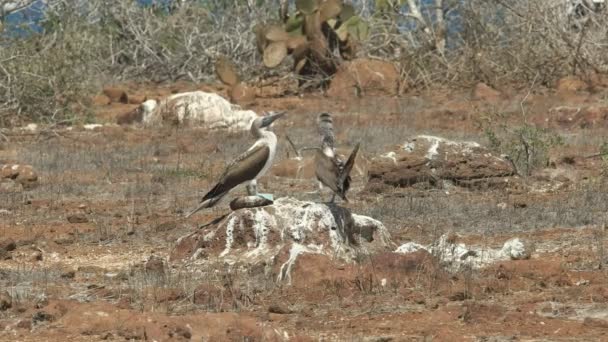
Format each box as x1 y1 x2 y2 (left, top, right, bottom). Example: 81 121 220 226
215 57 240 86
263 41 288 68
254 0 369 84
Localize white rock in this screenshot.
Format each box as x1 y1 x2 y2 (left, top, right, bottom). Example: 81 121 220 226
500 237 532 260
177 197 391 283
395 234 534 272
141 91 258 131
395 242 427 254
83 124 103 130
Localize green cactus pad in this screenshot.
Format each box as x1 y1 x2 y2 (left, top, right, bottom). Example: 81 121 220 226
265 25 290 42
320 0 342 22
296 0 320 15
215 57 240 86
339 3 355 21
263 41 288 68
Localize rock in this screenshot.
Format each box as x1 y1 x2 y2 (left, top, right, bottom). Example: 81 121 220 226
556 76 588 93
0 291 12 311
91 94 111 106
500 238 533 260
0 238 16 252
102 87 129 104
366 135 515 192
394 242 426 254
116 107 144 125
327 59 399 98
268 303 292 314
67 213 88 224
168 325 192 339
1 164 38 188
548 105 608 129
16 319 31 330
139 91 258 130
127 94 146 105
171 197 392 283
230 83 257 104
144 255 166 274
472 82 501 102
32 251 43 261
395 234 533 271
229 195 273 210
32 310 54 324
0 179 23 192
583 317 608 329
61 270 76 279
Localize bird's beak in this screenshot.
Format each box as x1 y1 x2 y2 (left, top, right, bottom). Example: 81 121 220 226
260 111 286 128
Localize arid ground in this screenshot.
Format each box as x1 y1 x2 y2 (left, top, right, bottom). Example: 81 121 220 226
1 80 608 341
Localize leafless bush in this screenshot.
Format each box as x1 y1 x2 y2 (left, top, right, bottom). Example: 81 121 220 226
0 0 273 125
1 0 608 125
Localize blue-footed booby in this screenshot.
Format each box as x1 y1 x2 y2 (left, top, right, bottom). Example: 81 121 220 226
185 111 286 218
315 112 360 202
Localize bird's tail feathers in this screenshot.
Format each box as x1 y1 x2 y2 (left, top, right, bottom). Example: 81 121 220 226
184 195 224 218
339 142 360 185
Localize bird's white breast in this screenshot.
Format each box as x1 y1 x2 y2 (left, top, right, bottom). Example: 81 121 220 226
254 131 278 180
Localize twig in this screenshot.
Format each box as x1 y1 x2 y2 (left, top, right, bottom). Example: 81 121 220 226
285 134 320 159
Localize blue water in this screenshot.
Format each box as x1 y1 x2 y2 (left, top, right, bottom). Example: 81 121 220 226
2 0 170 36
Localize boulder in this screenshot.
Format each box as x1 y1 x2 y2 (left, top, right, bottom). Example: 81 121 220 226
547 105 608 129
1 164 38 188
366 135 515 192
229 83 257 104
556 76 588 93
102 87 129 104
471 82 501 102
172 197 392 283
327 59 399 98
124 91 258 131
395 234 534 272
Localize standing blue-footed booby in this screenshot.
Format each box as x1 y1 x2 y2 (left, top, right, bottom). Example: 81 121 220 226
315 112 360 203
185 111 286 218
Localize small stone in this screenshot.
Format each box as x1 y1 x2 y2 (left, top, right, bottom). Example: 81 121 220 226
472 82 501 102
268 303 292 314
583 317 608 329
67 213 88 224
102 87 129 104
0 238 16 252
0 291 12 311
16 319 31 330
32 251 43 261
61 270 76 279
144 255 166 274
32 311 54 324
230 83 257 104
0 179 23 193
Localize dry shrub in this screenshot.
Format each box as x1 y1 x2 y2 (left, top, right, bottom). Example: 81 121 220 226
0 0 273 126
1 0 607 125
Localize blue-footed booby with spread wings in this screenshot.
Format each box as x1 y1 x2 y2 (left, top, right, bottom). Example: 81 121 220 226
314 112 360 203
185 111 286 217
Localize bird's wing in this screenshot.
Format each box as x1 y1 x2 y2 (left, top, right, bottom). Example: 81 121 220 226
201 143 270 202
339 142 360 186
315 150 342 194
337 142 360 199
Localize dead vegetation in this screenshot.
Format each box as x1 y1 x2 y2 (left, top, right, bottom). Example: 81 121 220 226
1 0 607 125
